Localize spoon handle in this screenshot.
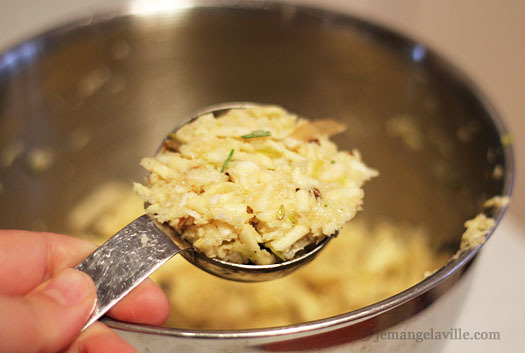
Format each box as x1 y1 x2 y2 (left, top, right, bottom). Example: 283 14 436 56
76 214 182 330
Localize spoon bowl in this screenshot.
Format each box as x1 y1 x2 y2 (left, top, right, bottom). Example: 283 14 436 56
182 228 332 282
158 101 337 281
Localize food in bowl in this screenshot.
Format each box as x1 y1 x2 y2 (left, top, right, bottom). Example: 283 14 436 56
68 181 450 329
134 106 377 264
63 103 507 329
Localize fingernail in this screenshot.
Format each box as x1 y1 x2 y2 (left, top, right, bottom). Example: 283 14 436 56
43 268 93 306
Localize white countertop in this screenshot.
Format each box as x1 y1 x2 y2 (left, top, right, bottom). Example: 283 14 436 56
1 1 523 352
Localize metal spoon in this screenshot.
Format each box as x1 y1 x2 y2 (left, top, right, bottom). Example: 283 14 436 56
76 102 333 330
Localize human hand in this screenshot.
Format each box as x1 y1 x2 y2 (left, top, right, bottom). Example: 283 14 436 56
0 229 171 353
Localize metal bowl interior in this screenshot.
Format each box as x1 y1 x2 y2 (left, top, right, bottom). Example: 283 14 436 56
0 0 512 345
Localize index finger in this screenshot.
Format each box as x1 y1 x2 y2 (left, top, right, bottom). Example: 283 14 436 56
0 230 96 296
0 229 171 326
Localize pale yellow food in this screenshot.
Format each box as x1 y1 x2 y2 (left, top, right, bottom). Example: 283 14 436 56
456 195 508 252
425 195 506 276
459 214 495 250
69 183 448 329
134 106 377 264
482 195 510 210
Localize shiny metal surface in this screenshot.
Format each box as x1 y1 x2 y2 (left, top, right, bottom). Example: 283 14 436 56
183 232 330 282
0 0 513 352
76 214 185 330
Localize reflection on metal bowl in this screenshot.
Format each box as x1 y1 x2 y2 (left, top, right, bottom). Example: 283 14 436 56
0 1 512 352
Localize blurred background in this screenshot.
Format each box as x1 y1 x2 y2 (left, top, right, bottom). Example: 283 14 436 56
0 0 523 352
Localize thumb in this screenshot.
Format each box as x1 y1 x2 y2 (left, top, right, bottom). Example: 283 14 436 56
0 268 96 353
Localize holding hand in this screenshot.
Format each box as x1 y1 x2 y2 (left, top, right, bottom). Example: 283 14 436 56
0 230 170 353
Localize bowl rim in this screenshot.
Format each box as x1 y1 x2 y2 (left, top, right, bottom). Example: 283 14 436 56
0 0 514 339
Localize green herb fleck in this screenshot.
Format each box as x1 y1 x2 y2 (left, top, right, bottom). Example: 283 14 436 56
330 160 335 164
221 149 234 173
277 204 285 220
324 204 328 208
241 130 271 139
167 132 177 140
287 213 298 224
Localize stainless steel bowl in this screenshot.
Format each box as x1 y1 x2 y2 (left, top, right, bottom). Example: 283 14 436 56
0 1 513 352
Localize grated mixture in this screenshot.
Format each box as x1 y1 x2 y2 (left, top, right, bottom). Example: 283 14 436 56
68 183 449 329
134 106 377 264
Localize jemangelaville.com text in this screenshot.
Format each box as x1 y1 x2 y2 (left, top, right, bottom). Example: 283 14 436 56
362 328 501 343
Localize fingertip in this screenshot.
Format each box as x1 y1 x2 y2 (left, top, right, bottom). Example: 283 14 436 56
108 279 170 325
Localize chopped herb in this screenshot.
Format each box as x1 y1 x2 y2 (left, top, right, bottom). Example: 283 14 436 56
167 132 177 140
330 160 335 164
241 130 271 139
277 204 285 220
287 213 298 224
324 204 328 208
220 149 234 173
